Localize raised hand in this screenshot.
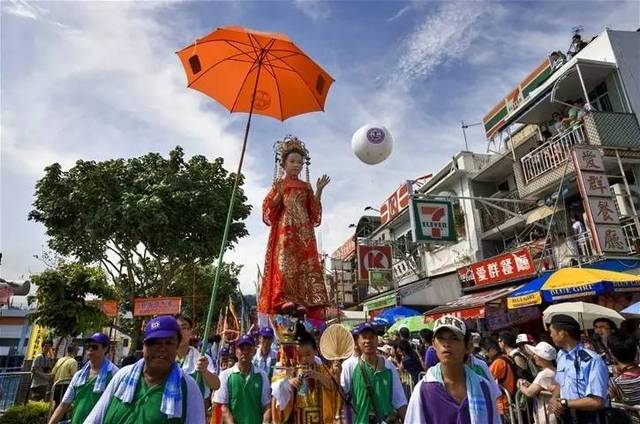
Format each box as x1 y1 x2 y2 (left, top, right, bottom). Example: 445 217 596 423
316 175 330 194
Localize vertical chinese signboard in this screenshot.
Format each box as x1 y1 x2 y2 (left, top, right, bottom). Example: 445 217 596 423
470 247 536 287
409 199 457 243
572 146 628 255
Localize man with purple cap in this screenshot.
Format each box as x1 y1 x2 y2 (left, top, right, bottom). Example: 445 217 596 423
214 334 271 424
252 326 277 380
48 333 118 424
85 315 205 423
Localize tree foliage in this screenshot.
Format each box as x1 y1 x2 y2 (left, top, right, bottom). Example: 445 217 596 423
29 262 115 339
29 147 252 340
171 263 242 335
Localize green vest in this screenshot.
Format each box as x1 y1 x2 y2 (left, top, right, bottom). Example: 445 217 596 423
351 360 394 424
70 375 113 424
103 377 187 424
228 371 264 424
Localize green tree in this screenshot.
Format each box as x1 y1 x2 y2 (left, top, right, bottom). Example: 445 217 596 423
29 147 251 341
171 263 242 335
29 262 115 341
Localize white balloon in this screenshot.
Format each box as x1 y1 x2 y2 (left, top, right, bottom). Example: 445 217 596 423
351 124 393 165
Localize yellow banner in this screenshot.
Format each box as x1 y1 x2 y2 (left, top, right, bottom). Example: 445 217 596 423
507 292 542 310
26 323 46 360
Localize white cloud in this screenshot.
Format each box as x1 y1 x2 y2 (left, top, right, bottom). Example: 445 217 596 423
293 0 331 21
3 0 44 20
396 1 487 83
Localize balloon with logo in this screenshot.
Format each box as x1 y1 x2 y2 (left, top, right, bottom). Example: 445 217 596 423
351 124 393 165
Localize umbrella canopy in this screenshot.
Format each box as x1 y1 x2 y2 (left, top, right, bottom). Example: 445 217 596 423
621 301 640 316
543 301 625 329
177 25 334 121
373 306 421 325
387 316 434 333
507 267 640 309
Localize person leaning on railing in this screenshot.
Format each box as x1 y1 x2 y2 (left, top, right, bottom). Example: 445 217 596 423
548 314 609 424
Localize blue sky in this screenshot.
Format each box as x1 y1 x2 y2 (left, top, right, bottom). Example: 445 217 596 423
2 0 639 294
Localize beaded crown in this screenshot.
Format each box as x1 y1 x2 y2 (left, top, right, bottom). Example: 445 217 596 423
276 135 309 162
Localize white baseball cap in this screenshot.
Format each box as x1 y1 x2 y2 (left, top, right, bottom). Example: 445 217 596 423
433 315 466 338
525 341 557 361
516 333 535 345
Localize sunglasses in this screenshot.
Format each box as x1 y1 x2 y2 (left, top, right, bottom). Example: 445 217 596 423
86 343 101 351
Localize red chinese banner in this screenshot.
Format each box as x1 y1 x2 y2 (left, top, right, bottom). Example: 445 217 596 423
357 244 392 280
133 297 182 317
100 300 118 318
470 247 536 286
426 306 486 322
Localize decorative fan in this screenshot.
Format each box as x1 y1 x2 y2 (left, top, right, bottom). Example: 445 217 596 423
319 324 355 360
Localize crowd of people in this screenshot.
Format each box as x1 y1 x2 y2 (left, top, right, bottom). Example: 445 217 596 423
29 311 640 424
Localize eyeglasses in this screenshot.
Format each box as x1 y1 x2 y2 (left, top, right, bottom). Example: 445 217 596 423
86 344 101 351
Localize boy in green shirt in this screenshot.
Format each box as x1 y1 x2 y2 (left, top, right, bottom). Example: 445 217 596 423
214 334 271 424
340 323 407 423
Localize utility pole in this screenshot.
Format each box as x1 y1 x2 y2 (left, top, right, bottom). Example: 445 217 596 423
461 120 483 151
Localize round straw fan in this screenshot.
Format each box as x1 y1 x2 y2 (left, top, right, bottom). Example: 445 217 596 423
320 324 354 360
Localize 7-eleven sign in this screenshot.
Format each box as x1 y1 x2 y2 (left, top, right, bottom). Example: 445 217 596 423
409 199 457 243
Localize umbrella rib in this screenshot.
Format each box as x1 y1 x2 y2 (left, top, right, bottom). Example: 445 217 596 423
223 40 258 61
229 61 259 113
187 51 259 88
263 55 284 120
177 38 256 54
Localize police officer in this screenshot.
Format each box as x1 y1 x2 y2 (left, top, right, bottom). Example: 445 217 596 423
548 314 609 424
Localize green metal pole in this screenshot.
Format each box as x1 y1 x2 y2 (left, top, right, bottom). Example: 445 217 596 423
198 56 265 371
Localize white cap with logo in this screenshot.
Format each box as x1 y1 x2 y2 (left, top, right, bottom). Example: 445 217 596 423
433 315 466 338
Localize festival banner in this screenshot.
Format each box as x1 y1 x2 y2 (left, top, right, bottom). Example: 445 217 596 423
357 244 392 280
133 297 182 317
470 247 536 287
409 199 457 243
26 323 46 360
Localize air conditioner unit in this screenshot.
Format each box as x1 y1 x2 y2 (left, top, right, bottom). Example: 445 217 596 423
611 183 640 218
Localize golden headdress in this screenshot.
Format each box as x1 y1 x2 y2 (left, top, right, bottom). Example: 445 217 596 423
273 135 311 182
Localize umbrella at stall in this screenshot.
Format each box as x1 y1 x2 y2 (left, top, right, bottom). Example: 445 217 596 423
176 26 334 358
507 267 640 309
543 301 625 329
373 306 421 326
387 316 434 333
621 301 640 317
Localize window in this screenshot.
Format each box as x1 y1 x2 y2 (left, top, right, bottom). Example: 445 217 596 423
588 82 613 112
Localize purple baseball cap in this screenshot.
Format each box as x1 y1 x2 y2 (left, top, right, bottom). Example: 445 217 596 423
236 334 255 347
143 315 181 342
86 333 110 346
259 326 274 338
354 322 376 337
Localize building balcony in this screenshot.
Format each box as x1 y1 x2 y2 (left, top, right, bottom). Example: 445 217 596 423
515 111 640 199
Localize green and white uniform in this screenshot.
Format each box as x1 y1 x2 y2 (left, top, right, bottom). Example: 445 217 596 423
340 356 407 424
213 364 271 424
61 361 119 424
84 364 205 424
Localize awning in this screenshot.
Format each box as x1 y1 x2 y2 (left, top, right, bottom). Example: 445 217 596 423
526 205 563 225
424 285 523 321
585 259 640 274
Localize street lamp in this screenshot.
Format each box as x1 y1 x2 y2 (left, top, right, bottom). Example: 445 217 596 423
461 120 483 151
348 224 356 228
364 206 380 213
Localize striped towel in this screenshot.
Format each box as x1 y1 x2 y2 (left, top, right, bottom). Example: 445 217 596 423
75 359 115 393
114 358 183 419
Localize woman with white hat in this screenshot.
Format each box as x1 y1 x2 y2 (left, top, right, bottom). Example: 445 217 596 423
517 342 558 424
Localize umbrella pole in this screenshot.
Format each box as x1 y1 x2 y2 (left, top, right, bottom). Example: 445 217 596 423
199 64 263 359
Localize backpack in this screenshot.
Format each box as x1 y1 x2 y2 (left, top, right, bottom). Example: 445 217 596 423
509 351 534 382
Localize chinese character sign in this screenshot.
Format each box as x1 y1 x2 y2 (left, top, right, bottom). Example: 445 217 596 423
572 146 628 255
133 297 182 316
470 248 535 286
410 199 457 243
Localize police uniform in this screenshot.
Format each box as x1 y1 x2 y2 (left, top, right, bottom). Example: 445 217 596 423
555 343 609 424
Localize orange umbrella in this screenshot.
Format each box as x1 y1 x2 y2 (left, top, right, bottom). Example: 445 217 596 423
176 25 334 362
177 25 334 121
